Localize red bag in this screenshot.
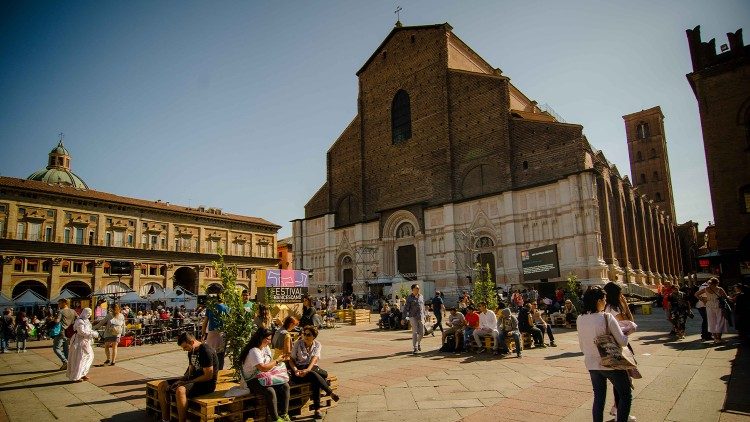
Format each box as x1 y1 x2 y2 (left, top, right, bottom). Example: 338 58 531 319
64 324 75 339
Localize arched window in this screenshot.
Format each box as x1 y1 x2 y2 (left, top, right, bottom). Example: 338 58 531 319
653 171 659 181
650 148 656 158
655 192 662 201
636 122 650 139
640 173 646 184
636 151 642 161
396 222 415 238
741 185 750 213
391 90 412 144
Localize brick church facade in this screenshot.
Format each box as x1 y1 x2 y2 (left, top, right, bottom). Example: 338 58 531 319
293 23 682 296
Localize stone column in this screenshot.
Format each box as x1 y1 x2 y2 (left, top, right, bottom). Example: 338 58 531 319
1 257 15 298
612 183 630 281
164 264 175 291
197 265 206 293
92 260 105 293
6 204 19 239
626 190 643 284
646 204 661 285
597 173 617 269
132 262 142 291
654 210 667 284
49 258 63 299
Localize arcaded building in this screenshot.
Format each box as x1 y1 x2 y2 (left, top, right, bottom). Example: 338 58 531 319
0 140 280 300
292 23 682 296
686 26 750 283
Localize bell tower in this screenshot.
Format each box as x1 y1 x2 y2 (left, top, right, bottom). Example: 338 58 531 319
623 106 676 220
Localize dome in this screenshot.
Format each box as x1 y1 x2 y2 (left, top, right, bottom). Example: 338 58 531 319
50 143 70 156
27 168 89 189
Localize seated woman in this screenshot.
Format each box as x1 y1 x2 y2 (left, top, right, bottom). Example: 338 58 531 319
530 302 556 347
299 297 317 329
240 327 291 422
288 326 339 419
272 316 298 360
379 303 391 329
254 304 272 330
563 300 578 328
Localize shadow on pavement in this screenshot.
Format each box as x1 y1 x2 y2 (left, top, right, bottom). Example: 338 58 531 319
100 379 157 387
0 369 59 377
544 351 584 360
67 395 143 407
0 380 71 392
102 410 148 422
722 344 750 416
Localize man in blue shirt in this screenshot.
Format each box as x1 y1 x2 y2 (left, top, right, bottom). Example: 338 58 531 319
201 296 228 370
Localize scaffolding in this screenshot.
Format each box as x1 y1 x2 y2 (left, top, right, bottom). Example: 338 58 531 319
353 246 378 291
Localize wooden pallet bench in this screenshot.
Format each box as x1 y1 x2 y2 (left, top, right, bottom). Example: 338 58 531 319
146 370 338 422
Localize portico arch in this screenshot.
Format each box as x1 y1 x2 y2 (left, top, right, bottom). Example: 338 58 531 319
173 266 198 294
12 279 48 298
61 280 92 298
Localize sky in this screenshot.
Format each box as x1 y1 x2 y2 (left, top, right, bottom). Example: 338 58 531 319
1 1 748 238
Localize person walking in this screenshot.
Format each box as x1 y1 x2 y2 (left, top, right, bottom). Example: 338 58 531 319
1 309 14 353
578 287 633 422
429 291 444 336
67 308 100 382
603 282 638 421
14 311 30 353
695 281 711 341
696 278 729 344
731 284 748 345
53 299 78 370
94 304 125 365
402 284 425 355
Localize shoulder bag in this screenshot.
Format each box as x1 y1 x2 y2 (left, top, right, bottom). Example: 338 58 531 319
256 363 290 386
594 314 637 370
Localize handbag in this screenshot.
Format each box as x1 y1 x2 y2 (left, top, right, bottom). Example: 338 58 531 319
594 314 637 370
312 365 328 379
64 324 76 339
256 363 290 386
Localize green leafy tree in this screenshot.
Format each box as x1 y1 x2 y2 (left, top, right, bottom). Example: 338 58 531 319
471 263 498 310
565 272 583 310
208 252 256 379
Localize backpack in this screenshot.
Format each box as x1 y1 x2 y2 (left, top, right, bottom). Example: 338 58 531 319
48 322 62 338
440 334 456 352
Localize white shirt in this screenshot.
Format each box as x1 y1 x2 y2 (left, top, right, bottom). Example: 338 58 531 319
577 312 628 371
478 310 498 330
242 346 272 380
695 283 708 309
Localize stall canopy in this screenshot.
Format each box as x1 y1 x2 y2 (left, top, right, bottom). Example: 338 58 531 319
13 289 48 306
0 292 13 307
51 288 79 303
148 288 174 302
119 291 148 304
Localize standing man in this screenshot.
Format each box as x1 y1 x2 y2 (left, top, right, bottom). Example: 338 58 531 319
241 289 254 314
157 332 218 422
695 280 711 341
202 296 228 370
472 302 499 353
402 284 425 355
429 291 444 336
53 299 77 370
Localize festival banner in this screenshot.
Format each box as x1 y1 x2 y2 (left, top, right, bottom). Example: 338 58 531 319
257 269 309 303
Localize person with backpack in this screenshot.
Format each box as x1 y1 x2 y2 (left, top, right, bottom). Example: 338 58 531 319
14 311 30 353
53 299 78 370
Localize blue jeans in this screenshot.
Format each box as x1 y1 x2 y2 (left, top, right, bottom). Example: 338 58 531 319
498 330 521 355
0 335 8 351
463 327 475 350
589 370 631 422
536 323 555 343
52 334 69 364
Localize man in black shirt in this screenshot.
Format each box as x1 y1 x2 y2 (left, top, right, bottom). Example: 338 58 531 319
157 332 218 422
429 291 444 336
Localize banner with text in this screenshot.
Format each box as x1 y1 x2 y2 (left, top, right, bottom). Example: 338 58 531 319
521 244 561 281
257 269 309 303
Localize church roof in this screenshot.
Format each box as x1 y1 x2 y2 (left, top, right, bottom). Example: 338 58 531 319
27 168 89 190
356 23 452 76
50 140 70 156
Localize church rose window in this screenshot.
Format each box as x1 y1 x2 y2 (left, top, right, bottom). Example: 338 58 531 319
391 90 412 144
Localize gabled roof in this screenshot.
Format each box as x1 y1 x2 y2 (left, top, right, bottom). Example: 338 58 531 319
356 23 452 76
51 288 79 302
13 289 48 305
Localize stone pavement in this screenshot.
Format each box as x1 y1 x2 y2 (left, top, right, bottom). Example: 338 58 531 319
0 312 745 422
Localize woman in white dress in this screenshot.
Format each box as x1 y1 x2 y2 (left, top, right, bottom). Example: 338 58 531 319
696 278 729 344
67 308 100 382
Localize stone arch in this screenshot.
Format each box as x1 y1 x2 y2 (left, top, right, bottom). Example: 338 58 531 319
173 266 198 294
140 282 163 296
12 279 48 298
336 252 354 295
61 280 92 298
205 283 223 295
103 281 130 294
382 210 420 239
335 194 359 227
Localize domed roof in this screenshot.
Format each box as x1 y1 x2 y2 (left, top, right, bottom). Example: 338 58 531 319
27 168 89 189
50 141 70 156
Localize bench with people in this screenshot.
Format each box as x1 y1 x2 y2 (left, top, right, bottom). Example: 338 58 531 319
438 300 558 358
148 322 338 422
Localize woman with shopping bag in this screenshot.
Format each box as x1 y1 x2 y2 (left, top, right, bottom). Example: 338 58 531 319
578 286 635 422
240 327 291 422
94 304 125 366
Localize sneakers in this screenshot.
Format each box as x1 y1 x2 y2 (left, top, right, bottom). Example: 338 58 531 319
413 349 418 355
103 360 110 365
611 405 637 421
550 342 557 347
